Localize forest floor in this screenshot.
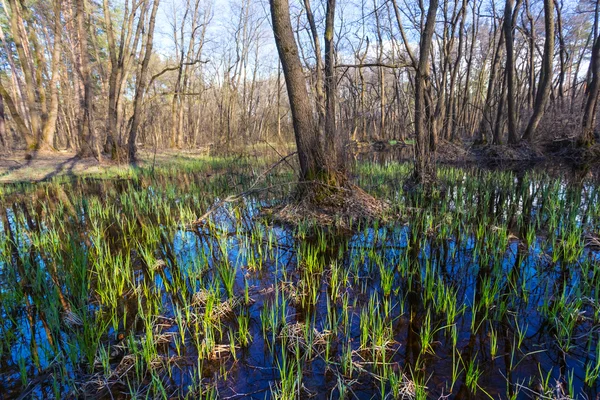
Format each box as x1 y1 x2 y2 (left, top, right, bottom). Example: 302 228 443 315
0 150 213 183
1 138 598 183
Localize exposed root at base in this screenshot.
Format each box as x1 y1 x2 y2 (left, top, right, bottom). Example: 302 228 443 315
263 181 390 229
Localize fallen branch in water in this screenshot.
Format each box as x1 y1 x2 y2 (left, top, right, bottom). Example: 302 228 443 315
190 151 297 226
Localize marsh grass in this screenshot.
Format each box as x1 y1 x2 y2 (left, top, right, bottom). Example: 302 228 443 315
0 156 599 398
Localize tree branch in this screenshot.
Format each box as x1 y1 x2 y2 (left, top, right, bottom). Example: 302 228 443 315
335 63 410 69
147 59 209 88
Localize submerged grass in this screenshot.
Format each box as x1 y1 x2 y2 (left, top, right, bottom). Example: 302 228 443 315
0 156 599 399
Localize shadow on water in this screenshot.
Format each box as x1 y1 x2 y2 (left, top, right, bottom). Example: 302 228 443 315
0 157 599 399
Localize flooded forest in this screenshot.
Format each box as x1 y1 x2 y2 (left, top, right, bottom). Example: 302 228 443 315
1 0 600 399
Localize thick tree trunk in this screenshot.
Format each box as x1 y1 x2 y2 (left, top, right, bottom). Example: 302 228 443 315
269 0 326 180
581 33 600 147
521 0 554 143
413 0 439 184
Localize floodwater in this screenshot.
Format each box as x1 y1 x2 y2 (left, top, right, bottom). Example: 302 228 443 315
0 158 599 399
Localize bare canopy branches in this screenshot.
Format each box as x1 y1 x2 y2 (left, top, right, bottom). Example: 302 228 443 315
0 0 598 163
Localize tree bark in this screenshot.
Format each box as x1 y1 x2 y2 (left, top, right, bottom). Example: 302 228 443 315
324 0 344 171
7 0 41 148
128 0 160 161
521 0 554 142
103 0 146 159
0 92 7 149
413 0 439 184
524 0 535 108
39 0 63 152
302 0 326 132
503 0 519 144
269 0 326 181
581 33 600 147
0 81 32 146
555 0 567 107
76 0 99 159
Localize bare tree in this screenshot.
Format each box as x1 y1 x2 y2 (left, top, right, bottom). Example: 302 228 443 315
269 0 326 180
521 0 554 142
102 0 147 158
503 0 521 144
324 0 343 170
413 0 439 184
128 0 161 161
581 32 600 146
76 0 100 159
0 0 63 151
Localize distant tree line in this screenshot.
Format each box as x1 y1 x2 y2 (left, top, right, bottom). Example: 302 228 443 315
0 0 599 167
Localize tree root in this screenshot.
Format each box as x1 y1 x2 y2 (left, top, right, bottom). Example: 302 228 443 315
263 180 389 230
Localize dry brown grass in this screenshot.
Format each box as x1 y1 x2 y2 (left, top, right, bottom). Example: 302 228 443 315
278 321 332 355
265 180 390 229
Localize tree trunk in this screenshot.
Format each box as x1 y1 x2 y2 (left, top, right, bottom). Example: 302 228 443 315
521 0 554 143
324 0 344 171
302 0 325 133
504 0 519 144
493 74 507 144
0 93 6 149
269 0 326 180
0 81 34 148
39 0 63 152
581 33 600 147
76 0 99 159
373 0 385 140
103 0 146 159
524 0 535 108
555 0 567 107
478 25 505 143
128 0 160 161
413 0 439 184
7 0 41 148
